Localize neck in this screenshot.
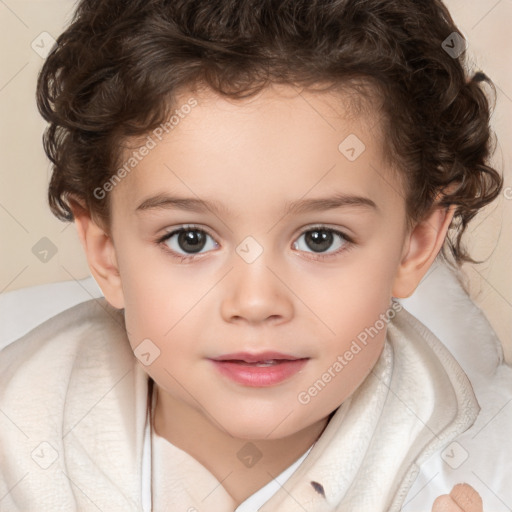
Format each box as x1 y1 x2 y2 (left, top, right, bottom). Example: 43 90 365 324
152 383 330 506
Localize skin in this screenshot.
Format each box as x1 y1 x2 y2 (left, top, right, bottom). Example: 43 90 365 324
71 83 477 507
432 484 484 512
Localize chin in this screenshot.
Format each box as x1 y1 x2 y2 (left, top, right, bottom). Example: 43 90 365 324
227 424 291 441
212 407 307 441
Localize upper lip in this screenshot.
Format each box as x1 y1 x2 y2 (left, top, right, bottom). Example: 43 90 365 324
210 351 307 362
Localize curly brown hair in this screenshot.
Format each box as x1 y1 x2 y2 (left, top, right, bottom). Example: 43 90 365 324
36 0 502 264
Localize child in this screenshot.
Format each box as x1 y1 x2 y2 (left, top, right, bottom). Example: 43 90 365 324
0 0 508 510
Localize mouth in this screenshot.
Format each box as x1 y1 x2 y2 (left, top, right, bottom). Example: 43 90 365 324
208 352 309 387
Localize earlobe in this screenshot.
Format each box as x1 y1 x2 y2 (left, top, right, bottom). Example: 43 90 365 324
70 200 125 309
392 204 455 298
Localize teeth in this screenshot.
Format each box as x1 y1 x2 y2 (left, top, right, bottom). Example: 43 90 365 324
234 359 281 366
256 360 279 366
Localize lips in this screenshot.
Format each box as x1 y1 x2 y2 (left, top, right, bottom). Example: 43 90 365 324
210 351 304 363
209 351 309 387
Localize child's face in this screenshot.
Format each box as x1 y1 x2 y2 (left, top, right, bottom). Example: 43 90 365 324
107 84 411 440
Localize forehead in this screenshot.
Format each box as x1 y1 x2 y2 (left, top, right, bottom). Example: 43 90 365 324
111 83 402 217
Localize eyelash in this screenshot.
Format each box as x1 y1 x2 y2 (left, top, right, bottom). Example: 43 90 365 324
156 224 354 263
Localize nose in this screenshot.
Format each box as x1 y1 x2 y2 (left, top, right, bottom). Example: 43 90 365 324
219 251 294 325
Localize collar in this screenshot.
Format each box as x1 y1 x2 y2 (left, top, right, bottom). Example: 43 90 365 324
0 298 479 511
141 301 480 511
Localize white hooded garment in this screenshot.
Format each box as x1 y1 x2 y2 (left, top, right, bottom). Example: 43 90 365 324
0 294 488 512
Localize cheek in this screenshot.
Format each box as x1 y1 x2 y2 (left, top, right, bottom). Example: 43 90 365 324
113 239 173 345
298 257 398 345
298 302 390 420
294 249 399 400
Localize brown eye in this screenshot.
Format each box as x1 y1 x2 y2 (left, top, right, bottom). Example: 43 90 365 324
304 229 334 252
176 229 207 253
292 226 350 258
159 226 218 258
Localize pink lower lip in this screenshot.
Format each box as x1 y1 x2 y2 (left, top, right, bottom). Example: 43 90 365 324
210 359 308 387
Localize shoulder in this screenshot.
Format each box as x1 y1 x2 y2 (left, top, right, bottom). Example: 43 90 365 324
0 298 145 510
386 301 512 511
0 297 135 419
395 299 512 511
0 297 129 377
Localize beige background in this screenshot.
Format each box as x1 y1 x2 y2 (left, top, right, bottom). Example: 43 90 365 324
1 0 511 361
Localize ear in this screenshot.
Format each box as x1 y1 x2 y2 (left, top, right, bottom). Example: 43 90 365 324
392 203 455 298
69 197 125 309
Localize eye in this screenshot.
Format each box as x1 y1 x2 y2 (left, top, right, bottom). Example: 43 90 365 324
157 224 352 263
157 225 218 261
292 226 351 260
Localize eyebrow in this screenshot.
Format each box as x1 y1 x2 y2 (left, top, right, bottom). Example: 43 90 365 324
135 192 378 216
